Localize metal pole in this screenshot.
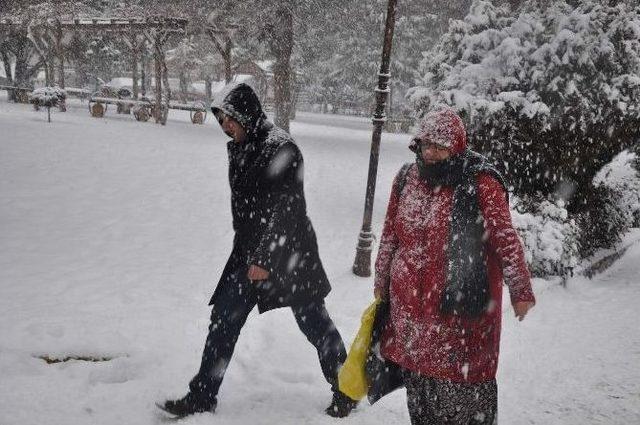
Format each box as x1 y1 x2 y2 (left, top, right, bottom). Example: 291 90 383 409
352 0 399 277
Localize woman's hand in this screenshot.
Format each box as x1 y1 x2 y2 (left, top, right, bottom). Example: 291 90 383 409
513 301 535 321
374 287 387 301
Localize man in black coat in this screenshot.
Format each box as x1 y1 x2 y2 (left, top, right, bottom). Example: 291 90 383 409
160 84 357 418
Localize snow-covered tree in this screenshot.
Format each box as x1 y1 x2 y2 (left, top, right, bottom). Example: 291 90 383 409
1 0 99 96
180 0 354 130
302 1 382 114
1 4 48 98
410 0 640 213
166 36 203 101
0 21 43 101
240 0 338 131
302 0 473 117
75 36 127 84
30 85 65 122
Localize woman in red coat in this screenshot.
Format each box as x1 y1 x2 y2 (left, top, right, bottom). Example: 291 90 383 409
374 108 535 425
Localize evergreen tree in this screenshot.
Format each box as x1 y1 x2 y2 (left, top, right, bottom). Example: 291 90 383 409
411 0 640 213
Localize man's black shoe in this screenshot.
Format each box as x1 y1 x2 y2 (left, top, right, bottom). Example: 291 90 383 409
158 393 216 418
325 391 358 418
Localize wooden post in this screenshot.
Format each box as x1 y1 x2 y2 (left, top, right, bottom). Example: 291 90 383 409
131 32 140 100
141 52 147 97
352 0 399 277
132 51 139 100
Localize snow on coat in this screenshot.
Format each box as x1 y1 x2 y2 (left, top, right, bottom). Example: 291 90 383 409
374 112 535 383
209 84 331 313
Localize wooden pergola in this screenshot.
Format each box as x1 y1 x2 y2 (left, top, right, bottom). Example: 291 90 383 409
1 16 188 124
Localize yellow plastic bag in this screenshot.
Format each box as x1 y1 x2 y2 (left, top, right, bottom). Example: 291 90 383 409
337 298 381 401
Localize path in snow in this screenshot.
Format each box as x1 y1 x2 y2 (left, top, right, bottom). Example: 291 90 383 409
0 98 638 425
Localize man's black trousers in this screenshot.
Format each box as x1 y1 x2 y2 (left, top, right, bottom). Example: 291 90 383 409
189 270 347 405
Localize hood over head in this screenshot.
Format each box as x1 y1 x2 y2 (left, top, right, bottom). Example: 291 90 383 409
411 107 467 155
211 83 267 135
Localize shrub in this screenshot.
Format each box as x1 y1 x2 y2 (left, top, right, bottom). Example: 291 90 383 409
30 87 66 122
409 0 640 207
575 185 629 258
512 196 579 277
593 149 640 228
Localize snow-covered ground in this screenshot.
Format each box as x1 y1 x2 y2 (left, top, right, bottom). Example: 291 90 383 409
1 97 639 425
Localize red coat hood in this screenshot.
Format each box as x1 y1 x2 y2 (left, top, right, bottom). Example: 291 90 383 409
415 107 467 155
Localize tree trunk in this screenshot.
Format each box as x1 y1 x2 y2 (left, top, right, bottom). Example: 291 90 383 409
57 56 66 111
271 7 294 132
1 52 13 82
44 60 51 86
160 50 171 125
153 37 162 123
207 29 233 84
145 54 152 95
48 60 55 87
154 50 162 123
140 54 147 97
1 51 16 102
205 76 212 102
132 46 139 100
12 35 41 102
150 32 171 126
273 59 292 131
224 39 232 84
55 23 65 90
179 71 188 102
289 72 297 120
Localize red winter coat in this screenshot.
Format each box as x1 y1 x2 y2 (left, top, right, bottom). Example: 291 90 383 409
374 164 535 383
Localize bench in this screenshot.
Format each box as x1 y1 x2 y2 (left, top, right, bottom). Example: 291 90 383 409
88 96 208 124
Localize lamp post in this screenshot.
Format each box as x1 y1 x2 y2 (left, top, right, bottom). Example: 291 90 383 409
352 0 399 277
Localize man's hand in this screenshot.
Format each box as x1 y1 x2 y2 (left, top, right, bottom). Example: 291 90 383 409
247 265 269 282
513 301 535 321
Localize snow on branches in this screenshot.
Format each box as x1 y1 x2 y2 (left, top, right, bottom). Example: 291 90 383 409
30 86 66 122
410 0 640 201
30 86 66 106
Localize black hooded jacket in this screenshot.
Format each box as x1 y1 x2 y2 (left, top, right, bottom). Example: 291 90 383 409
210 83 331 313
